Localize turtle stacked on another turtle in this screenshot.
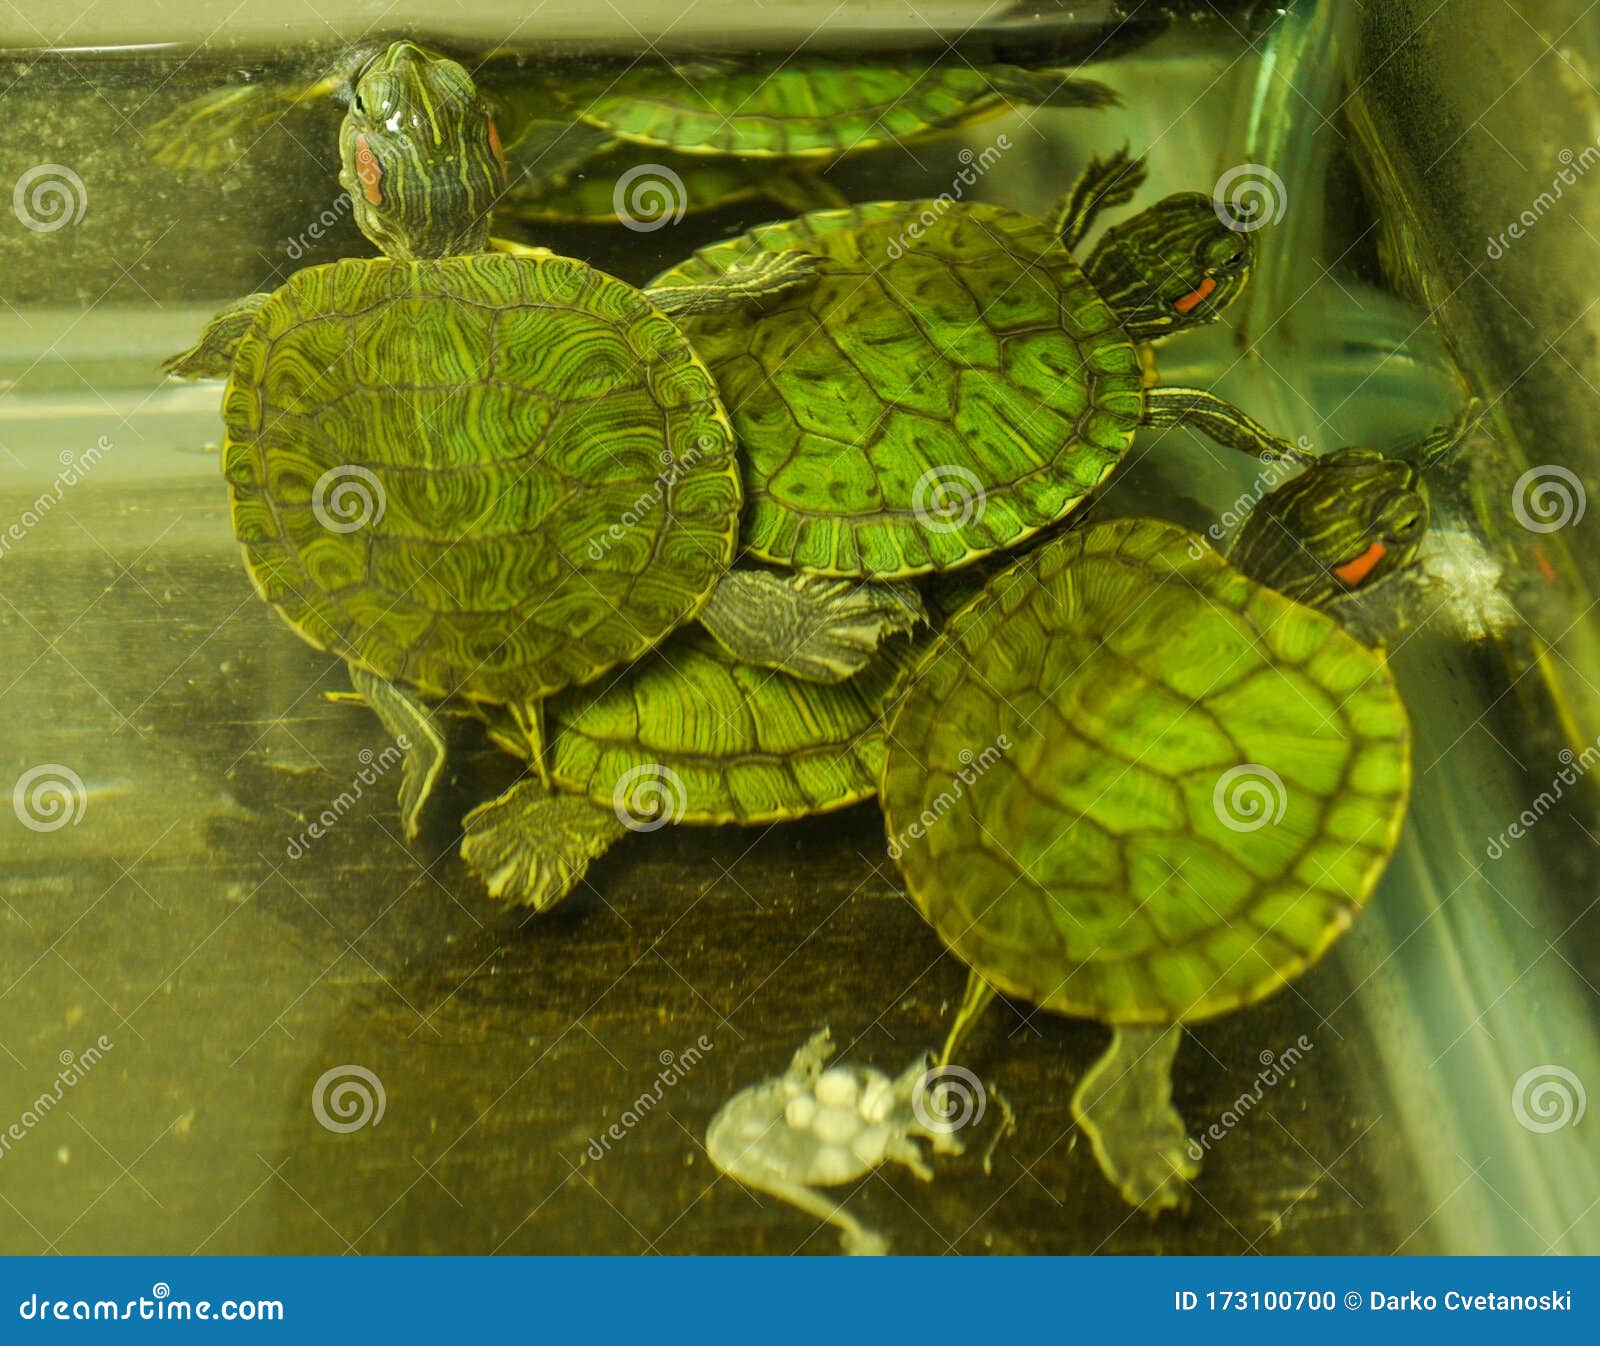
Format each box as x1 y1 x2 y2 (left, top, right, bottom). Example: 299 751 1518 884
458 143 1325 908
164 41 927 904
879 417 1471 1210
648 148 1309 583
165 39 1311 913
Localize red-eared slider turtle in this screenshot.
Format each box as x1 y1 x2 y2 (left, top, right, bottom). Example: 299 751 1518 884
458 624 917 910
879 421 1468 1210
527 53 1115 161
149 43 1114 183
649 150 1309 580
165 42 919 867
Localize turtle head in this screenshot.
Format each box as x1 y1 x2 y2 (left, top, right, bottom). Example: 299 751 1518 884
1229 449 1430 609
1085 193 1253 340
339 41 506 259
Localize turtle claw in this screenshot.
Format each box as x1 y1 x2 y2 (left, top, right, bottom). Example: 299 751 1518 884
699 570 926 683
461 782 626 910
1055 145 1149 252
1072 1023 1199 1215
1095 1122 1199 1215
724 247 820 295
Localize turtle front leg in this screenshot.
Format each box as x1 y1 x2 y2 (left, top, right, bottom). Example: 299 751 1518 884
346 666 446 842
1054 147 1148 253
767 170 848 215
983 66 1118 112
697 569 925 683
162 291 273 378
1072 1023 1199 1214
460 779 627 910
1142 386 1311 464
644 250 819 318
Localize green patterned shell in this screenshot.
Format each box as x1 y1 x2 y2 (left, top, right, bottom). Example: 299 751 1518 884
222 252 739 704
881 518 1412 1026
540 627 906 824
650 202 1144 579
548 60 1022 158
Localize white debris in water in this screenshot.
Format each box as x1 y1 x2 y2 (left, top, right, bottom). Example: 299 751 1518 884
1417 526 1521 641
705 1028 964 1255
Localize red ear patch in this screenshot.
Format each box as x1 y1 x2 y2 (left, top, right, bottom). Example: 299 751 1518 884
1174 277 1217 314
354 135 383 204
487 120 505 169
1334 539 1387 587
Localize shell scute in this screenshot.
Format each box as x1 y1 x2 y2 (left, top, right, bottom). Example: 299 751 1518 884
222 253 738 702
652 201 1141 578
881 516 1411 1025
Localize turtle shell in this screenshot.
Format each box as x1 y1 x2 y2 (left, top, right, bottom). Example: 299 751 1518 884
538 627 908 825
221 252 739 704
649 201 1144 579
548 59 1016 159
880 517 1411 1026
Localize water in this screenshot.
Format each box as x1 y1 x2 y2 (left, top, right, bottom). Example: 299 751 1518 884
1 4 1597 1255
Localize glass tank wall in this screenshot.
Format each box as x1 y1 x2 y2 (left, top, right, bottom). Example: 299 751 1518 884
0 0 1595 1255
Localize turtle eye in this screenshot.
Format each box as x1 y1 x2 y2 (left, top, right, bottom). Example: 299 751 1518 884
353 93 366 114
1203 232 1249 272
1377 489 1428 542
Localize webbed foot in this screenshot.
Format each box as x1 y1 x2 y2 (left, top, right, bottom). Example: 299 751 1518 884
983 67 1118 112
698 569 925 683
461 780 626 910
1072 1023 1198 1214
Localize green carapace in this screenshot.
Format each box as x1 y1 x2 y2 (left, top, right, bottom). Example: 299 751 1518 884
533 54 1116 159
880 430 1469 1211
651 149 1308 581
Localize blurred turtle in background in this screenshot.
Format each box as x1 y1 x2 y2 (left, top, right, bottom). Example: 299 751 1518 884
146 31 1122 226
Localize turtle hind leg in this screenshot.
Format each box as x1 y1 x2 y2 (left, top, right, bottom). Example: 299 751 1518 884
1072 1023 1199 1214
1142 386 1311 464
162 291 273 378
644 249 819 318
461 780 627 911
1053 146 1149 252
697 569 926 683
346 667 446 842
937 967 999 1067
